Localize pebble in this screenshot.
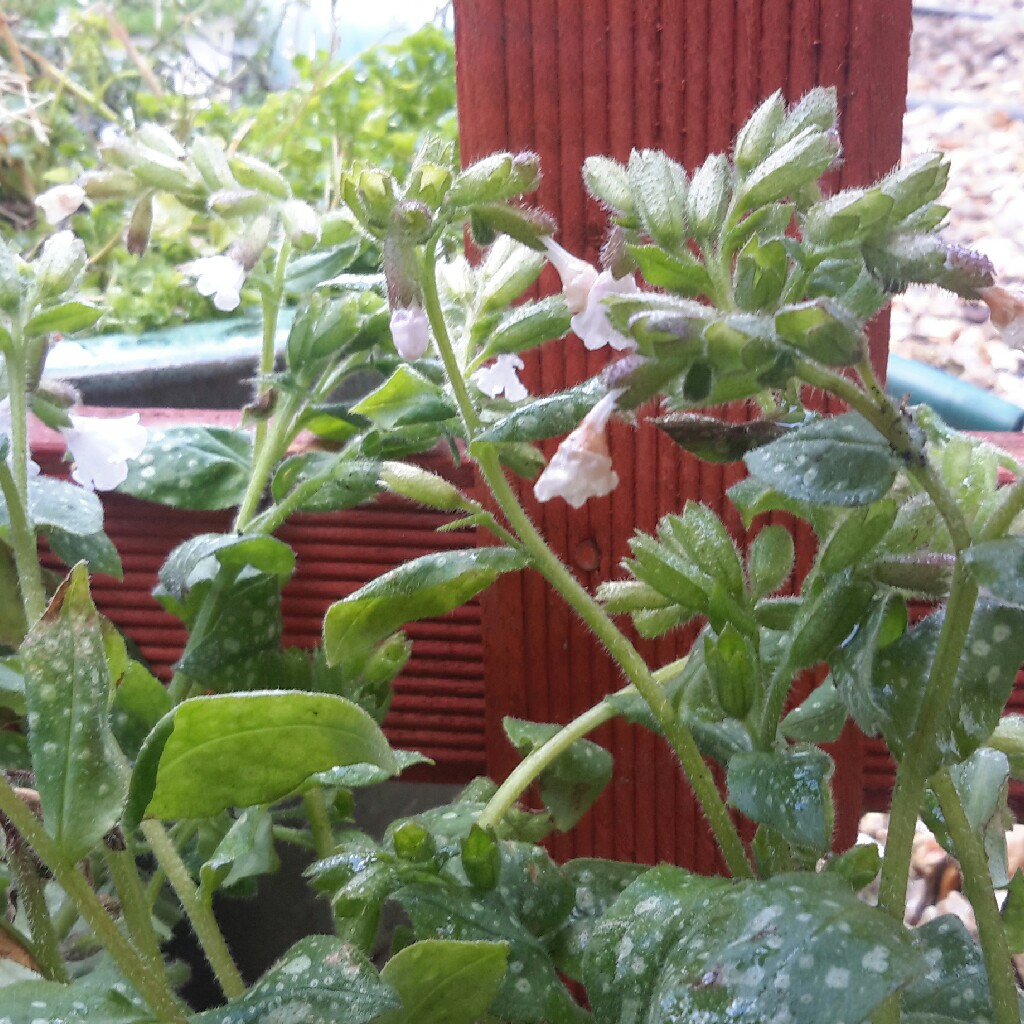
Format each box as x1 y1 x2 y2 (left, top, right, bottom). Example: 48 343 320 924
890 1 1024 404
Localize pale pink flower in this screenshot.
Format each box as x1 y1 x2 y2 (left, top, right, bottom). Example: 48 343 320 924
534 391 622 508
980 284 1024 350
35 184 86 225
542 238 599 315
181 254 247 312
571 269 641 352
60 413 148 491
472 354 528 401
390 305 430 360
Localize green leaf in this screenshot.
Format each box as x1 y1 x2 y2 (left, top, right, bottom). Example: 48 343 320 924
351 365 457 428
111 661 172 759
583 867 921 1024
271 453 382 513
377 940 508 1024
785 569 874 672
653 414 787 464
477 295 571 360
6 477 104 536
1002 871 1024 955
119 426 253 510
477 236 546 312
503 718 613 832
781 678 847 743
474 378 605 444
0 972 152 1023
734 236 789 311
747 524 795 600
825 842 882 892
324 547 527 675
126 691 398 826
159 533 295 601
816 500 897 575
965 538 1024 608
989 715 1024 780
548 859 646 982
903 916 998 1022
395 881 589 1024
497 842 575 937
744 412 901 507
45 526 122 579
23 301 102 336
190 935 399 1024
627 244 714 298
774 298 865 365
198 806 280 903
866 602 1024 770
22 565 127 861
727 747 834 852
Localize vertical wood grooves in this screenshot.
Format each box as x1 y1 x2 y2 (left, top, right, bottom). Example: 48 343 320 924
456 0 913 868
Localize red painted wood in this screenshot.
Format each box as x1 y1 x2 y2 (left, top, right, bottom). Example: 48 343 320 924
455 0 914 868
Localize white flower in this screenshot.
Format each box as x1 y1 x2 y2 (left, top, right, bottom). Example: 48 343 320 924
534 391 622 508
542 237 600 315
571 270 641 351
59 413 148 491
35 184 86 225
980 284 1024 350
472 354 528 401
181 254 247 312
0 398 40 479
390 305 430 360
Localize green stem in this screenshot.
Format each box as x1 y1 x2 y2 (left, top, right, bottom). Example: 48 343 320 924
141 820 246 1001
2 349 46 623
8 841 69 982
302 787 336 859
0 778 185 1021
931 770 1020 1024
104 844 166 971
479 690 626 830
981 473 1024 541
421 239 752 878
876 561 979 921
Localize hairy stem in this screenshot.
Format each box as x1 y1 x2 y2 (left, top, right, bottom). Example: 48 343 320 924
0 778 185 1021
104 844 167 972
420 245 751 877
478 690 627 830
303 787 336 859
932 770 1020 1024
8 841 68 982
141 820 246 1001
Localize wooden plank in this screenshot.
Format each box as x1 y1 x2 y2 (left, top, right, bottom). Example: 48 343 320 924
454 0 915 867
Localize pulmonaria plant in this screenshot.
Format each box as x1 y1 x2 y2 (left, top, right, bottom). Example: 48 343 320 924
2 88 1024 1024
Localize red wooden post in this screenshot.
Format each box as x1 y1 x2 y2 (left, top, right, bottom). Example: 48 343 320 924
454 0 913 867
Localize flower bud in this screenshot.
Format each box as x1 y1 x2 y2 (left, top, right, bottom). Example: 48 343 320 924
191 136 237 191
207 188 268 218
389 305 430 360
35 230 87 299
734 91 785 173
78 168 139 200
135 123 187 160
229 153 292 199
126 192 154 256
280 199 321 250
940 244 995 298
391 200 434 244
379 461 478 512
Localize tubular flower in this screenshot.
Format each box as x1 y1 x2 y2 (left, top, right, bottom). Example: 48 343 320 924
571 269 641 352
59 413 148 491
534 390 623 508
979 284 1024 350
390 304 431 360
542 237 599 315
472 353 528 401
181 254 247 312
35 185 86 225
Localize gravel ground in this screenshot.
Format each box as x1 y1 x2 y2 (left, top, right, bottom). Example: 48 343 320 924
891 1 1024 405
